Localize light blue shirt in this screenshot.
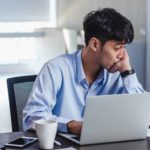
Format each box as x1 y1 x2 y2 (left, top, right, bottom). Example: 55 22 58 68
23 50 144 132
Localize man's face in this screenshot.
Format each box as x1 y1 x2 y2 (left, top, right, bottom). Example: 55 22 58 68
97 40 126 72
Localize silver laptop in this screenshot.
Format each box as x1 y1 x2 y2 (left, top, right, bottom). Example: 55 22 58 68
59 93 150 145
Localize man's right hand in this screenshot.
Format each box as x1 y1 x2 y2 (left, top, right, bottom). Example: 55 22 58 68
67 120 83 135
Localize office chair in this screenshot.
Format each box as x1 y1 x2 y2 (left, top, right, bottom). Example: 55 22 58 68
7 75 37 132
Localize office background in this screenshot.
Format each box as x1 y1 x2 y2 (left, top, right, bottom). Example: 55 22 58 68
0 0 149 133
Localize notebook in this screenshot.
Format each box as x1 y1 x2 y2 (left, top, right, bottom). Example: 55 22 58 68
59 93 150 145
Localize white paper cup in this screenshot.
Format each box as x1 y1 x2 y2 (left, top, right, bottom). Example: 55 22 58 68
34 119 57 149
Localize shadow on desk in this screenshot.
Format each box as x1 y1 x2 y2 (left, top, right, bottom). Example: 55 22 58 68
79 139 150 150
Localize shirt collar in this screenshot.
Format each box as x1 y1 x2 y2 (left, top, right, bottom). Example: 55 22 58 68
97 68 107 84
76 49 86 84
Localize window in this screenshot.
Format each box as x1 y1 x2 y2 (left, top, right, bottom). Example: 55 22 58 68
0 0 57 31
0 0 57 64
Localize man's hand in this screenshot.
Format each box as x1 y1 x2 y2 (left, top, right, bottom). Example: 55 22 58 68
67 120 83 135
109 49 132 73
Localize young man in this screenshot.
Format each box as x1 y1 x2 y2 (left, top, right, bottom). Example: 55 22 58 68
23 8 144 135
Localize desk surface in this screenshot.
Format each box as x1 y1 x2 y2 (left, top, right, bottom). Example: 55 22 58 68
0 132 150 150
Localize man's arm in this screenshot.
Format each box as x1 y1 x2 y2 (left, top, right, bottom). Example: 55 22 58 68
107 48 145 93
23 62 73 133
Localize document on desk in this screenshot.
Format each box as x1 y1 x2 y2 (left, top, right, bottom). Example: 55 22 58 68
54 147 77 150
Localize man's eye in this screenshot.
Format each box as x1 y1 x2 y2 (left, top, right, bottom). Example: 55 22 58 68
114 47 121 50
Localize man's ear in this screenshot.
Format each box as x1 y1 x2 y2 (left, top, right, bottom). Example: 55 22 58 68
89 37 100 52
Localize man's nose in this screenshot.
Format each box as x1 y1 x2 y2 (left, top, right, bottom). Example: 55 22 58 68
118 49 124 59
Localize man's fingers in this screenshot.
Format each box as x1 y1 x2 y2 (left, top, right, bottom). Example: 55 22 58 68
67 121 83 135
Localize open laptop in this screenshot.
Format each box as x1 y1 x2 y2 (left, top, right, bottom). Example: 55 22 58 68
58 93 150 145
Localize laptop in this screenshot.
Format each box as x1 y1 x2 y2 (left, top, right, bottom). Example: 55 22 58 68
58 93 150 145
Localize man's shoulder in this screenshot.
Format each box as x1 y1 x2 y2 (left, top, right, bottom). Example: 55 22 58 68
46 50 79 68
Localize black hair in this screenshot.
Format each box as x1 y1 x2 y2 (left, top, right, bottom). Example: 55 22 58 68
83 8 134 46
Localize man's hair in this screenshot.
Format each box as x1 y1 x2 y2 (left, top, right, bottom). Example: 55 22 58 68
83 8 134 46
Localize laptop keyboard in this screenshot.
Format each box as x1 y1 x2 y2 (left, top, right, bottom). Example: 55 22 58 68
72 136 80 141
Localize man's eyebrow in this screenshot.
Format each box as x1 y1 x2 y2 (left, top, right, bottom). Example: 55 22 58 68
114 42 125 46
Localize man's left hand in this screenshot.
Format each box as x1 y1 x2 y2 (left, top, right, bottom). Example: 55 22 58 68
110 49 132 73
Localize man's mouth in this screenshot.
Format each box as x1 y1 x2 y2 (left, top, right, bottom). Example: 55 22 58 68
109 63 115 71
108 62 118 72
108 66 113 72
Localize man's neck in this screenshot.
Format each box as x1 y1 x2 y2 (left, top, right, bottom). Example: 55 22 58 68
81 47 102 86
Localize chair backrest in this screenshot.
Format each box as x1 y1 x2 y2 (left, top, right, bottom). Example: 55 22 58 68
7 75 37 131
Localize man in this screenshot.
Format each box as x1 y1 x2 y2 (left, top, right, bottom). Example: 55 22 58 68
23 8 144 135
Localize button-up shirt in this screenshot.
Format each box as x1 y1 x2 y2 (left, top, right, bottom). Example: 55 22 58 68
23 49 144 132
